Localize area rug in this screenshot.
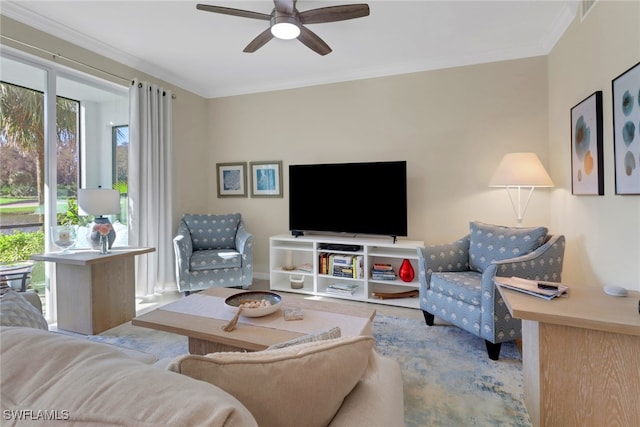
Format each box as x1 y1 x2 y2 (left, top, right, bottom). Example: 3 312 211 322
373 316 530 427
89 315 531 426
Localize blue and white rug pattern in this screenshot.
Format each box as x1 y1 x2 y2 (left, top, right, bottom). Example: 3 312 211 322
373 315 531 427
89 314 531 426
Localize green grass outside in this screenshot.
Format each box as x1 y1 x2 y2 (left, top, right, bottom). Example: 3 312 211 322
0 197 28 205
0 197 38 214
0 206 38 214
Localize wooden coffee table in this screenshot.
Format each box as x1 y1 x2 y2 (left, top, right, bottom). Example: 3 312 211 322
132 287 376 354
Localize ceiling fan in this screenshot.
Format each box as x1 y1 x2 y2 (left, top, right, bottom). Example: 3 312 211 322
196 1 370 56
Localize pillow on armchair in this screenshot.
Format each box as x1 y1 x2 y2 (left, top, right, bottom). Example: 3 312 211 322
468 221 548 272
0 288 48 330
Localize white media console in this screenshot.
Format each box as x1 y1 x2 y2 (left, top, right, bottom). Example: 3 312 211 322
269 234 424 309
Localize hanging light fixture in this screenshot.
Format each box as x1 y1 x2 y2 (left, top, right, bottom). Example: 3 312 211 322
271 14 300 39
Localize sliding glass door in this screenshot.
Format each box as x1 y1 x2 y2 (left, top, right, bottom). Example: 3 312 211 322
0 50 128 322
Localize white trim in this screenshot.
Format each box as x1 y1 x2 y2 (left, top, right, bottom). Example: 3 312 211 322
581 0 598 21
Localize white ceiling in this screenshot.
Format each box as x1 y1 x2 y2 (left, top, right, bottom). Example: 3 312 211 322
1 1 578 99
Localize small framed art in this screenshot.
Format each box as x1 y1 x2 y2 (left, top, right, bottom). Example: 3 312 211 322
612 61 640 195
570 91 604 195
216 162 247 197
250 161 283 198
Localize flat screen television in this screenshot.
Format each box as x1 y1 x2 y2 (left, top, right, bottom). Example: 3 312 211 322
289 161 408 240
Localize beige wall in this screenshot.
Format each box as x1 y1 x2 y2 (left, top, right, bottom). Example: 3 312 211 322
548 0 640 290
207 57 552 275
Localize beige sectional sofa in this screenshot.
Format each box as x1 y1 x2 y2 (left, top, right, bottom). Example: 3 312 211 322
0 290 405 426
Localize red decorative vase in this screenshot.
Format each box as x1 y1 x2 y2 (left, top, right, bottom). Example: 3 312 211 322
398 259 415 282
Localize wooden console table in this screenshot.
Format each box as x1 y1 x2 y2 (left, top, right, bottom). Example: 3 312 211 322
498 284 640 427
31 247 154 334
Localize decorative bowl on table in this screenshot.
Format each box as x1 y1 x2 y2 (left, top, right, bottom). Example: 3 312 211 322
224 291 282 318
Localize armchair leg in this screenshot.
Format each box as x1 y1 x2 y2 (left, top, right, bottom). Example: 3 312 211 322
422 310 435 326
485 340 502 361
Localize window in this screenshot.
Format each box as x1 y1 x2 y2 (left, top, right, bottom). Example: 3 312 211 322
0 50 128 321
112 124 128 224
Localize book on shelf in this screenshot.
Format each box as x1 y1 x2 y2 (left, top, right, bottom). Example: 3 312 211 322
371 272 397 280
331 255 354 266
333 267 354 278
353 255 364 279
319 253 364 279
326 282 359 296
297 263 313 273
495 276 569 300
372 263 394 271
319 253 329 275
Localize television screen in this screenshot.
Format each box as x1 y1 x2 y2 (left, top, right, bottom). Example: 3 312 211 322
289 161 408 238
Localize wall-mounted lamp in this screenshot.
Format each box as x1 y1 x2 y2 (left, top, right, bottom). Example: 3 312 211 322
489 152 553 225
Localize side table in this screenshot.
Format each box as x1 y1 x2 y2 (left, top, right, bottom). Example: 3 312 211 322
498 284 640 427
31 247 155 334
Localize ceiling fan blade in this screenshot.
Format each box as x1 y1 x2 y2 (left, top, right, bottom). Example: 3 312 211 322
299 4 370 25
273 0 295 14
297 26 332 56
196 4 271 21
243 28 275 53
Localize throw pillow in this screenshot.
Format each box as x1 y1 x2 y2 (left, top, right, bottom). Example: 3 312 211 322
468 221 548 272
168 335 374 427
266 326 341 350
0 289 48 330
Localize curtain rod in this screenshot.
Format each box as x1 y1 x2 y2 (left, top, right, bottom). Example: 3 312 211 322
132 80 176 99
1 35 176 99
1 34 130 82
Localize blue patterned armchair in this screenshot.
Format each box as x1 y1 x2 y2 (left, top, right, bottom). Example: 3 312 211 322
173 213 253 294
417 221 565 360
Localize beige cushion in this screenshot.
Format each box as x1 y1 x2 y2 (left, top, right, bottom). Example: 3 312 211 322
328 350 405 426
1 327 257 427
169 335 375 427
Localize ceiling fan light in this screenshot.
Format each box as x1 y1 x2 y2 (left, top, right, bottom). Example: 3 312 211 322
271 18 300 40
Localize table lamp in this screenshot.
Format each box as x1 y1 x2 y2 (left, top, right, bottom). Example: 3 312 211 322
77 187 120 250
489 152 553 225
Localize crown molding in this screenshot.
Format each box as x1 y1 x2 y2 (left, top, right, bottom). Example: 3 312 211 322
1 2 206 95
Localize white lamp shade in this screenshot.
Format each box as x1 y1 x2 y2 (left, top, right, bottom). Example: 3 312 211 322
77 188 120 216
489 152 554 188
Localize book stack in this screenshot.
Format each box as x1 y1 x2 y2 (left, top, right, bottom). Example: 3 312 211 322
319 253 364 279
325 282 359 296
371 263 396 280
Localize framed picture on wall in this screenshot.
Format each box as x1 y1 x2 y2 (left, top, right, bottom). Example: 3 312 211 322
570 91 604 195
612 61 640 195
216 162 247 197
250 161 283 198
